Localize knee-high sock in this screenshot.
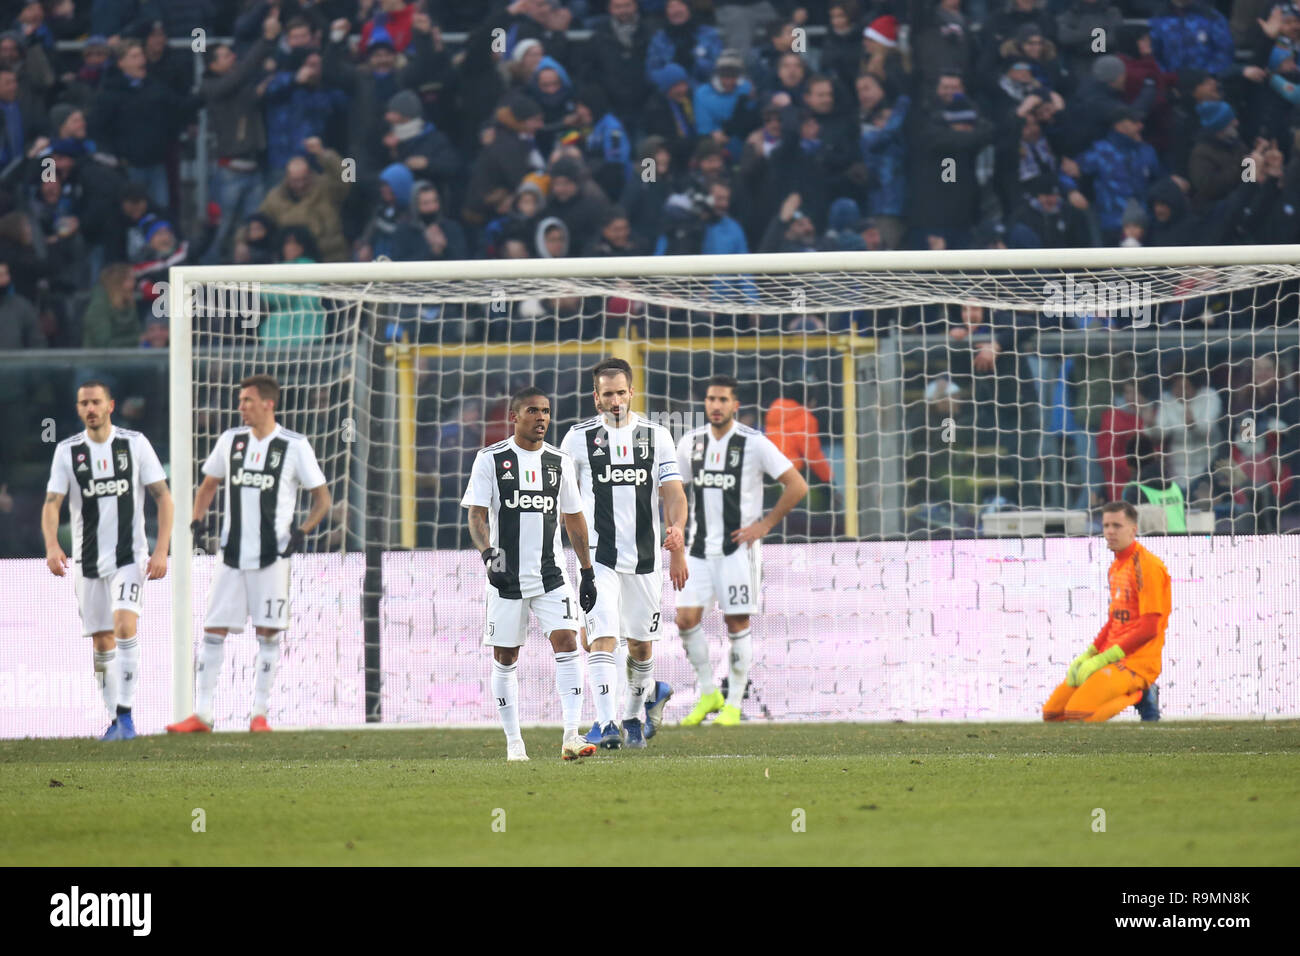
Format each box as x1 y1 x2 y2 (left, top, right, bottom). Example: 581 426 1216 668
115 636 140 711
93 648 118 717
252 633 283 718
491 659 521 743
587 650 618 726
195 631 226 725
679 624 715 694
554 650 584 738
624 655 655 721
614 637 629 708
725 627 752 709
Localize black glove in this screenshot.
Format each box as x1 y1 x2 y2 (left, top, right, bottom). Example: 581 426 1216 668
280 526 306 557
482 547 512 590
578 566 597 613
190 519 204 540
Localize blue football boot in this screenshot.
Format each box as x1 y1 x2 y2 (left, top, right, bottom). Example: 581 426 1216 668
116 711 137 740
599 720 623 750
99 720 121 741
1135 683 1160 721
623 717 647 749
644 681 672 739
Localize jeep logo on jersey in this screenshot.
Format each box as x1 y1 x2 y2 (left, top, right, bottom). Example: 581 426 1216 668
503 489 556 512
231 469 276 490
82 478 130 498
696 470 737 490
596 464 649 485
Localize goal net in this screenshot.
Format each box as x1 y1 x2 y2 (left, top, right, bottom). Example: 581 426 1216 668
167 247 1300 728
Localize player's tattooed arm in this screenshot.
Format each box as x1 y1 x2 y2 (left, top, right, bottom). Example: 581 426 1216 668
468 506 492 553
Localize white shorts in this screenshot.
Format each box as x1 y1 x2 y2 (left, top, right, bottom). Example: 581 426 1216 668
75 563 144 636
677 547 761 615
584 562 665 642
204 560 292 632
484 582 581 647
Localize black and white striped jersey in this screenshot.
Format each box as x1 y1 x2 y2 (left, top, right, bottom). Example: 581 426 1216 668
560 412 682 574
47 426 167 578
676 422 793 558
460 437 583 599
201 425 327 570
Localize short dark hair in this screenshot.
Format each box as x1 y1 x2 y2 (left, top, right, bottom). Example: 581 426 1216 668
1102 500 1138 524
592 357 633 389
77 379 113 400
706 374 739 397
240 374 280 406
510 385 548 414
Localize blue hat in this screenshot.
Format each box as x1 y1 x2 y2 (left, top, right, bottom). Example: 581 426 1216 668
368 24 395 53
651 62 689 94
144 219 174 242
1196 100 1235 133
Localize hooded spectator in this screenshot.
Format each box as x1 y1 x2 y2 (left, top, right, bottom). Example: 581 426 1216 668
357 162 428 261
534 214 570 258
1188 100 1247 210
1076 105 1162 241
584 204 650 256
1007 172 1091 247
411 180 467 261
1146 175 1195 245
545 155 610 254
623 134 684 243
529 55 575 155
821 2 865 92
464 92 546 226
568 84 631 203
360 0 416 55
642 61 697 169
235 211 278 264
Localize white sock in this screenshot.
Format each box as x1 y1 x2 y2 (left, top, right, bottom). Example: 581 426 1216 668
726 628 752 709
587 650 618 726
554 650 583 738
116 636 140 710
252 633 282 718
195 631 225 725
93 648 118 717
491 659 521 744
679 624 715 694
624 655 654 721
614 638 629 709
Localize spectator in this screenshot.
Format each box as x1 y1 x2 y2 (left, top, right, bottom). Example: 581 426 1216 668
746 19 797 98
28 165 89 290
529 55 576 155
201 26 276 265
0 259 43 347
1118 27 1178 157
463 92 545 226
233 211 278 264
821 196 867 251
356 162 428 261
860 14 908 94
81 262 140 348
623 134 682 242
765 52 808 104
0 210 52 301
912 0 980 92
143 20 190 91
1187 100 1247 211
581 0 653 132
258 137 352 261
997 24 1066 94
1149 370 1222 502
56 33 112 113
765 396 832 485
534 214 569 258
642 62 697 169
657 177 748 255
822 2 865 93
88 40 196 213
412 181 467 260
481 179 544 257
260 225 326 344
1098 380 1150 501
545 155 610 254
1076 106 1162 244
1056 0 1124 72
856 75 909 250
130 218 188 316
1145 176 1196 245
381 89 463 198
1166 67 1221 175
584 204 650 255
1007 173 1091 247
693 49 756 159
359 0 416 56
0 65 44 170
759 191 819 253
1149 0 1234 74
569 84 631 203
907 71 994 249
504 0 573 68
646 0 722 85
0 28 52 102
985 0 1058 54
264 29 347 176
1218 137 1300 244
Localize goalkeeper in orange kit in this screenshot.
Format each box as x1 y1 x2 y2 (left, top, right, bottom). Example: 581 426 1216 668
1043 501 1172 723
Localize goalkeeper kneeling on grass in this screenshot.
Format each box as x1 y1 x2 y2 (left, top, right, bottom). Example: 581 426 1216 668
1043 501 1172 723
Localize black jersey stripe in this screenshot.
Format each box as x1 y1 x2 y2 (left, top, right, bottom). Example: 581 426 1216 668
690 480 708 559
721 434 746 557
540 450 565 593
633 425 656 573
492 447 523 599
259 437 290 568
588 428 617 569
71 442 99 578
223 430 248 568
112 437 135 569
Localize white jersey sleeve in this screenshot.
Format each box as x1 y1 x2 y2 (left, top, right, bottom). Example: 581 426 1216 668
756 433 795 479
294 438 327 490
559 428 583 474
654 424 682 486
134 433 167 485
559 453 583 514
460 449 495 509
676 432 694 487
46 444 72 495
202 430 231 479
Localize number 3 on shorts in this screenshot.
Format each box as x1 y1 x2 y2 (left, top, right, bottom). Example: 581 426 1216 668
650 611 660 633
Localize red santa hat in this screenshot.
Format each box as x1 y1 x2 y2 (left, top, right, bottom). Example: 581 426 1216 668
864 15 898 48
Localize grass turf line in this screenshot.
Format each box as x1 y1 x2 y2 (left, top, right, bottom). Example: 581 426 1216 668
2 722 1297 866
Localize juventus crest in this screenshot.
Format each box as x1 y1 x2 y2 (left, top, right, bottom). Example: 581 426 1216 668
269 449 282 470
636 435 650 459
116 449 129 472
729 446 741 468
546 464 558 487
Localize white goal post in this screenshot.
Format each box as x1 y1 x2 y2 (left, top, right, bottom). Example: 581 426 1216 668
168 246 1300 724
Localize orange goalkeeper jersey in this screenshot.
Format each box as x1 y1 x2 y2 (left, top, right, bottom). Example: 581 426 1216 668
1094 541 1172 684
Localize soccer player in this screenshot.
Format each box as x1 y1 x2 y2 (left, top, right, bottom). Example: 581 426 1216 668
675 376 808 726
167 375 331 733
1042 500 1172 722
561 358 688 750
43 380 174 740
462 386 599 761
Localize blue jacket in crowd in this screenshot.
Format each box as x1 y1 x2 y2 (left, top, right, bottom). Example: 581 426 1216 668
1148 2 1234 74
1078 130 1163 231
859 95 911 218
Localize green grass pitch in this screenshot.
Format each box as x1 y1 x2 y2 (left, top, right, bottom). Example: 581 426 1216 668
3 722 1298 866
